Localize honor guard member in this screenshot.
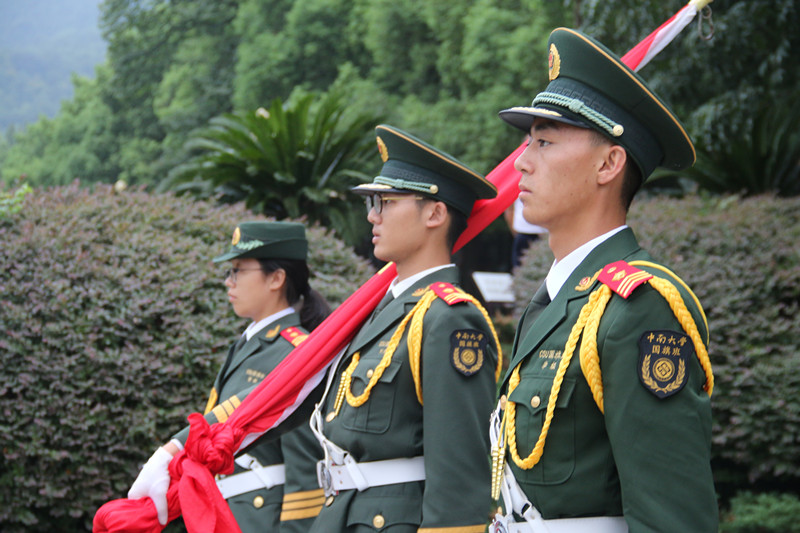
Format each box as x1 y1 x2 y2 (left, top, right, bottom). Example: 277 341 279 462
309 125 502 532
128 221 330 533
489 29 718 532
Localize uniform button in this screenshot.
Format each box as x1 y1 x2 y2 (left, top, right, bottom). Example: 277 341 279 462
366 368 374 379
325 412 336 422
325 495 335 507
530 395 541 408
372 514 385 528
253 495 264 509
499 394 507 409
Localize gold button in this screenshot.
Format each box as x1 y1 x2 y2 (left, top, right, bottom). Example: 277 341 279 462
373 514 385 529
325 412 336 422
366 368 374 379
253 495 264 508
499 395 507 409
530 395 541 408
325 495 335 507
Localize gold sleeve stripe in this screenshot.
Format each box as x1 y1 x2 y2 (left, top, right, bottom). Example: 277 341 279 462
418 526 486 533
282 488 325 503
280 489 325 521
229 395 241 409
204 388 218 415
211 404 229 423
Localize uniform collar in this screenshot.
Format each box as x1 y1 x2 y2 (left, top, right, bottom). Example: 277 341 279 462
389 263 454 298
546 226 627 300
244 307 295 340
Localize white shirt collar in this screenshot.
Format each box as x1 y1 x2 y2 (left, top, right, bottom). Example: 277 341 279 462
546 226 627 300
243 306 295 341
389 263 454 298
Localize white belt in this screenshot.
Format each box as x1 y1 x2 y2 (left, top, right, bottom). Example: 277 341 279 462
488 405 627 533
309 367 426 496
492 515 627 533
316 455 425 494
216 454 286 499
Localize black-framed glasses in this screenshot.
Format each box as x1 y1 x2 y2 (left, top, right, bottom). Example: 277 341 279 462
224 267 263 283
364 193 425 215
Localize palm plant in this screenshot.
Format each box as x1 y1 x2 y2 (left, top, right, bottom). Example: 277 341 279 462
657 95 800 197
162 91 382 245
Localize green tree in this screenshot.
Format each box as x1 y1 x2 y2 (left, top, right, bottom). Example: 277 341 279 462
162 91 382 246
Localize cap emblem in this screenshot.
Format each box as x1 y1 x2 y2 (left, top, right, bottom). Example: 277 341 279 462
376 136 389 163
232 227 241 246
548 43 561 81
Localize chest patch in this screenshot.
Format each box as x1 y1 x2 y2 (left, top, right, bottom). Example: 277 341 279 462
638 330 692 399
450 329 486 376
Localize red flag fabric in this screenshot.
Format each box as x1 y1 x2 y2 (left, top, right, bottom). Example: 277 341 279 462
621 0 713 72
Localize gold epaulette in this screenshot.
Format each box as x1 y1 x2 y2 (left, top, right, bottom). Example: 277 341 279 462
429 282 472 305
280 326 308 347
597 260 652 298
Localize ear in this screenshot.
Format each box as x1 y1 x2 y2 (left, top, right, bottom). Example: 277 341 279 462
268 268 287 292
597 144 627 186
424 201 449 229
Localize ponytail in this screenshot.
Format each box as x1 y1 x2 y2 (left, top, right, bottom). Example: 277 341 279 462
257 258 331 331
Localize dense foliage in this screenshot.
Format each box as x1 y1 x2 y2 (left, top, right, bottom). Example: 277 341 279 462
162 91 381 246
3 0 796 198
513 194 800 509
0 184 373 532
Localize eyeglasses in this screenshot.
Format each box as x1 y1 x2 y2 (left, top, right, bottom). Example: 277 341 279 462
364 194 425 215
224 267 263 283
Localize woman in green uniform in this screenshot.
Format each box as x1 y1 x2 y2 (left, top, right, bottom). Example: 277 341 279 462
129 221 330 533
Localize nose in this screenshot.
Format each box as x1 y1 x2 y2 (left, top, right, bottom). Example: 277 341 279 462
367 205 381 224
224 276 235 288
514 143 534 174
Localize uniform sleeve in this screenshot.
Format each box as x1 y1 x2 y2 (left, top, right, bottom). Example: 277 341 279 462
278 421 325 532
419 301 497 531
599 285 718 533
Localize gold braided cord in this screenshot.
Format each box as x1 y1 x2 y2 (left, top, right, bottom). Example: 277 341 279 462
335 286 503 410
505 288 604 469
646 276 714 396
504 271 714 470
407 291 439 404
628 260 709 344
578 285 612 414
344 297 422 408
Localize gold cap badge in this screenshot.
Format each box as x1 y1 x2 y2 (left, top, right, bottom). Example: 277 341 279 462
376 136 389 163
231 226 241 246
548 43 561 81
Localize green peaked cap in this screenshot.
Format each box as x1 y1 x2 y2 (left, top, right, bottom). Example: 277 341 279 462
212 221 308 263
351 124 497 215
499 27 695 179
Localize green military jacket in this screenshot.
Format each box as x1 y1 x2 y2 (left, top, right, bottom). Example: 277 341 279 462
501 228 717 532
311 267 498 533
173 312 324 533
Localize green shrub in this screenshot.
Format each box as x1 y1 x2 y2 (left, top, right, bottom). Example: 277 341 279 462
720 492 800 533
0 183 373 532
513 195 800 495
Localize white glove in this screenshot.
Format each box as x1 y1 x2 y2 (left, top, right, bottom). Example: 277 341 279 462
128 447 172 525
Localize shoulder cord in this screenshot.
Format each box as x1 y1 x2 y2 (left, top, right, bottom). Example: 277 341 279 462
330 288 503 417
502 269 714 470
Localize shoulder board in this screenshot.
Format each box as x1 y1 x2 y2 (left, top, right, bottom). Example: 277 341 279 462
598 260 653 299
429 282 472 306
280 326 308 347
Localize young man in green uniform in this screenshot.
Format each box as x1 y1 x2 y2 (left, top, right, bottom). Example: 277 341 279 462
129 221 328 532
489 28 718 532
309 125 502 532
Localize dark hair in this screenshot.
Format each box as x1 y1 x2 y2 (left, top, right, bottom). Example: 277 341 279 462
445 206 468 251
257 258 331 331
415 197 468 251
589 129 642 211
